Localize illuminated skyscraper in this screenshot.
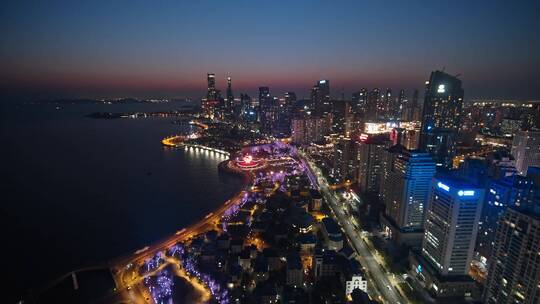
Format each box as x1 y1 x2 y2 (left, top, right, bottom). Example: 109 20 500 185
410 174 484 298
311 80 331 115
424 175 484 275
259 87 275 134
284 92 297 106
352 88 368 114
396 89 406 120
273 93 295 138
207 73 217 100
202 73 221 117
226 76 234 113
484 206 540 304
420 71 464 168
402 89 422 121
476 174 535 262
383 88 392 119
366 88 380 121
291 115 331 145
380 148 436 246
333 137 357 183
356 135 389 193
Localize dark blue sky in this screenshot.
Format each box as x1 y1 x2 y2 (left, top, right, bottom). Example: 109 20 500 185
2 0 539 100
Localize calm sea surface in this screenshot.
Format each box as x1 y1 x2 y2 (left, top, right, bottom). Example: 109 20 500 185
0 101 243 301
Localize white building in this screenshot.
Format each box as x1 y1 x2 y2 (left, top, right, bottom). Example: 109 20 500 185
410 174 484 298
345 275 368 297
422 175 484 276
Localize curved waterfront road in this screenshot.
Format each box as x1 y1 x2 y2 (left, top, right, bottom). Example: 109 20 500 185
110 165 253 303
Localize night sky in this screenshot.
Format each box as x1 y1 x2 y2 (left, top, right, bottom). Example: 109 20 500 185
1 0 539 100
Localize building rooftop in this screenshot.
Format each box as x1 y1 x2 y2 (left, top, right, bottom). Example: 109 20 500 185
322 217 341 235
287 252 302 270
297 233 317 244
434 172 482 189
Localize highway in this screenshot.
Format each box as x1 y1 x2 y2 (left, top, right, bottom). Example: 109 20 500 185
301 153 407 304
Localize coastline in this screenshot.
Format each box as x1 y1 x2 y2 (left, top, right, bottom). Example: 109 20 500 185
108 155 254 303
109 158 251 268
34 149 250 303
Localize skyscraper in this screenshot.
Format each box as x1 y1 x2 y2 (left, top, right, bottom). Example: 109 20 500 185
284 92 297 106
511 130 540 175
484 206 540 304
356 135 389 193
402 89 422 122
410 174 484 298
420 71 464 168
240 93 256 122
383 88 392 119
226 76 234 114
274 93 294 138
396 89 406 120
352 88 368 114
366 88 380 121
259 87 275 134
380 148 436 246
333 137 357 183
424 175 484 275
202 73 221 117
412 89 419 108
311 80 331 115
477 174 535 262
290 115 331 145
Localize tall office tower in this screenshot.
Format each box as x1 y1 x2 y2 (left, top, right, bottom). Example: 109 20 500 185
381 88 392 119
477 175 535 263
311 79 331 115
258 86 270 104
380 148 436 246
202 73 221 117
411 89 419 108
352 88 368 114
356 135 390 193
366 88 380 121
207 73 217 98
410 174 484 298
344 101 353 137
393 89 406 120
225 76 234 113
284 91 297 106
403 89 422 122
420 71 464 168
484 207 540 304
258 87 275 134
511 130 540 175
333 137 357 183
240 94 256 122
274 102 292 138
330 100 349 134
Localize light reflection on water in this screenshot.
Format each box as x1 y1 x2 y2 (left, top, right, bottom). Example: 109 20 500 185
1 101 243 301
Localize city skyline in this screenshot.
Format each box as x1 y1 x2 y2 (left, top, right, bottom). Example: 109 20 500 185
4 1 540 303
2 1 540 100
